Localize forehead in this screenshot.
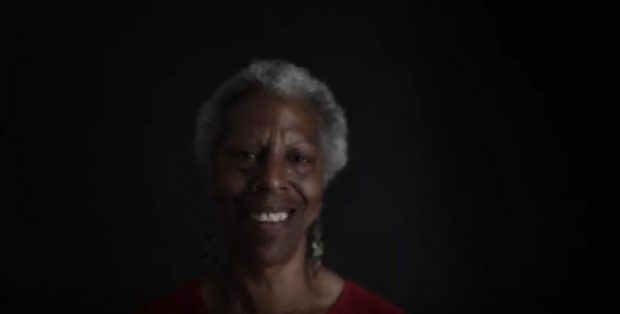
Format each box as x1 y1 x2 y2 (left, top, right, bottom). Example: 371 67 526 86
224 91 321 141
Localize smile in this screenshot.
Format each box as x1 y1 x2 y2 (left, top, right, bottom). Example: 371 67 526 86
249 209 295 223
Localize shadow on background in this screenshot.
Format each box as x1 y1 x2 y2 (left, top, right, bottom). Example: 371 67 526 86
4 1 613 313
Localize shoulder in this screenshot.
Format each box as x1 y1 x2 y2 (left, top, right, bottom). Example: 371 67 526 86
328 280 406 314
136 279 208 314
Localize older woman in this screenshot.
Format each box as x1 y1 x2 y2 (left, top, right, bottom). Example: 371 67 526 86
139 60 404 314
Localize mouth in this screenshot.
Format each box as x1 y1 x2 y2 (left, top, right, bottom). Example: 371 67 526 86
248 208 296 223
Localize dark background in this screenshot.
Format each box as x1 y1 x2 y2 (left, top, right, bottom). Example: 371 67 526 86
3 1 614 313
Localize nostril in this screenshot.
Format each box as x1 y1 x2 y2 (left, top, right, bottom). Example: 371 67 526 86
251 174 289 192
250 182 289 192
253 158 290 191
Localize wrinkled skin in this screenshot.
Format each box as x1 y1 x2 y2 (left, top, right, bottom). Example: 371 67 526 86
212 90 325 268
203 91 344 314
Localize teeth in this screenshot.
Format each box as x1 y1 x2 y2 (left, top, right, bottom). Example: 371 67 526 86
251 211 289 223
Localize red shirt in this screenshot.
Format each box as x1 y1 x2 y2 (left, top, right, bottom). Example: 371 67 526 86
138 279 406 314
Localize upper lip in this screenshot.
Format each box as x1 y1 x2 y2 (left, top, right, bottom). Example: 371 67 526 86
247 206 293 213
240 196 297 214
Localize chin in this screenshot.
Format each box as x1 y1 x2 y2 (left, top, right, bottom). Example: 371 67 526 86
258 245 298 267
254 253 289 268
238 238 303 268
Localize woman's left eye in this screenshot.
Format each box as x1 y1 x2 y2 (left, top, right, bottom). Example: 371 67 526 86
289 153 311 164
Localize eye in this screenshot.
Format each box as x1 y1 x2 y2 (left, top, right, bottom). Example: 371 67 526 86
288 152 312 164
226 149 261 170
237 151 258 161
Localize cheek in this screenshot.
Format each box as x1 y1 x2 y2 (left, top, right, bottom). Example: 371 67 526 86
300 177 323 223
212 169 247 204
302 161 324 215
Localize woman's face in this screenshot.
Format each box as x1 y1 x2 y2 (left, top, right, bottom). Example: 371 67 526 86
212 91 324 267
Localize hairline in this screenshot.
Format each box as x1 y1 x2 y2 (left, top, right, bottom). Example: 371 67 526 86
195 60 348 186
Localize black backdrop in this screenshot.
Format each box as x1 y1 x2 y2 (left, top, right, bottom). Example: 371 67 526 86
4 2 613 314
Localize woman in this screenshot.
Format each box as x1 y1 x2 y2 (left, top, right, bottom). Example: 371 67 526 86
139 60 405 314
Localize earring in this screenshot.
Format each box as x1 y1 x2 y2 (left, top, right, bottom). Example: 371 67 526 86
311 219 324 267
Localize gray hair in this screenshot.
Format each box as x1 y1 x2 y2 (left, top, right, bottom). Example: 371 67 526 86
194 60 348 186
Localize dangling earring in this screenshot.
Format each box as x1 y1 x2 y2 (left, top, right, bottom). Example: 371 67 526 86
311 219 324 267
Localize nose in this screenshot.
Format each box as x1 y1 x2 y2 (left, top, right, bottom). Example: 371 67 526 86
252 154 289 193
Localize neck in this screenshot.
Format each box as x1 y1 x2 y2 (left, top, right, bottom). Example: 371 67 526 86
225 239 319 314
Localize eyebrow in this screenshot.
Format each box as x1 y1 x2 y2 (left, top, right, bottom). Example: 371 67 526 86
224 127 319 145
286 140 318 148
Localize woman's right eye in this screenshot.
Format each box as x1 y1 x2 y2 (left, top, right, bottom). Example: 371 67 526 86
238 151 257 160
231 150 260 164
228 150 258 169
